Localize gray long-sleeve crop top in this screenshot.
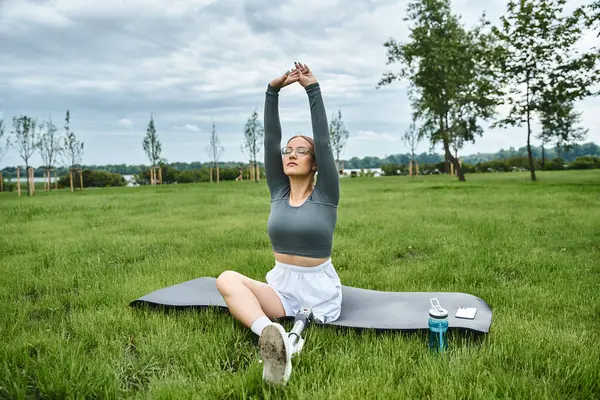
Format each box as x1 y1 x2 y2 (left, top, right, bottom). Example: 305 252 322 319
264 82 340 258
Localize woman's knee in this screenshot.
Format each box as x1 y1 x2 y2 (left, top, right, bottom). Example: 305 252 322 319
216 270 243 294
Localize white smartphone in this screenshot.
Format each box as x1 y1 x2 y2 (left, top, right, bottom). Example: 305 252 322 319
455 306 477 319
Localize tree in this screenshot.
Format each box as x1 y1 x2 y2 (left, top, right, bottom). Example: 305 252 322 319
61 110 84 168
377 0 500 181
490 0 600 181
0 118 10 166
403 122 421 176
242 109 264 182
205 120 224 182
587 1 600 36
39 115 62 190
142 113 162 167
539 96 588 159
11 115 39 196
538 131 552 169
329 109 350 172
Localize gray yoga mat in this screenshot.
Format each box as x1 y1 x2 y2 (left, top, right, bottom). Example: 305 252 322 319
130 277 492 333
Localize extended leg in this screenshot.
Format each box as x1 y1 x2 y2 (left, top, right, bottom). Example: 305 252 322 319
216 270 286 330
216 270 297 386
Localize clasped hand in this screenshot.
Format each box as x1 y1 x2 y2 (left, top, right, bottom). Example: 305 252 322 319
270 62 318 90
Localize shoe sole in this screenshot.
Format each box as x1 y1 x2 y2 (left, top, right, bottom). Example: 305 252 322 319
259 324 289 384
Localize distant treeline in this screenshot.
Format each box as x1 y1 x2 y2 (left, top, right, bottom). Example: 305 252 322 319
1 142 599 178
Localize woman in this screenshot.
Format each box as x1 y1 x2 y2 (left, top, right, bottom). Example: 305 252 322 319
216 62 341 385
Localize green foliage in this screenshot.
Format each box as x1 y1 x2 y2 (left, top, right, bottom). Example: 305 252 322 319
568 156 600 170
242 109 264 170
205 121 223 168
378 0 501 181
490 0 600 181
2 142 599 180
1 176 17 192
132 165 252 185
473 157 529 173
170 169 207 184
545 157 566 171
0 118 9 164
539 96 589 152
57 169 127 188
464 156 599 173
142 113 162 166
11 115 39 168
329 109 350 167
357 168 376 177
38 117 62 169
380 163 405 176
403 122 420 160
11 115 40 196
61 110 84 168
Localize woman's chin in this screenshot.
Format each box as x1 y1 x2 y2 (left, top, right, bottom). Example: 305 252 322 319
284 168 308 177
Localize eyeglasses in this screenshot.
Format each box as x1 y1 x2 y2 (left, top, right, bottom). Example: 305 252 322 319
281 146 313 156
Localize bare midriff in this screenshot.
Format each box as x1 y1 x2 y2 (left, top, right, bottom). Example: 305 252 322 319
274 252 329 267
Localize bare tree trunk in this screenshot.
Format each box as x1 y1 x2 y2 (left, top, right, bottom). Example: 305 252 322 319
440 113 465 182
526 76 537 181
27 166 34 196
541 144 545 170
26 163 32 196
443 139 465 181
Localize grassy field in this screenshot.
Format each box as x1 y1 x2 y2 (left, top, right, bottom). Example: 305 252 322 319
1 170 599 399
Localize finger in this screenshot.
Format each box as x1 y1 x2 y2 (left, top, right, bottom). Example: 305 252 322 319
303 64 311 74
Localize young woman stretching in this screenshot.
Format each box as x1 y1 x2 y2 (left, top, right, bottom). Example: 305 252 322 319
216 62 342 385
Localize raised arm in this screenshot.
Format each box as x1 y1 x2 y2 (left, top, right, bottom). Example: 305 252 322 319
263 69 299 199
264 84 288 199
299 66 340 206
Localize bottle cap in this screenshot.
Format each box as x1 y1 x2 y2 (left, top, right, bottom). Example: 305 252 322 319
429 298 448 318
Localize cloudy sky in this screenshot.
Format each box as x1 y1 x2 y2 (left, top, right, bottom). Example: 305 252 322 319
0 0 598 167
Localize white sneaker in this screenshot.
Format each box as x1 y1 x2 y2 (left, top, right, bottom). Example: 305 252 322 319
258 323 292 385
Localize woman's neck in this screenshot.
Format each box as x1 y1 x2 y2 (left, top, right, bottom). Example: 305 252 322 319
288 175 314 204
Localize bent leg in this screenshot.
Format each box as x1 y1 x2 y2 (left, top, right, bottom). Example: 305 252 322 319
216 270 286 328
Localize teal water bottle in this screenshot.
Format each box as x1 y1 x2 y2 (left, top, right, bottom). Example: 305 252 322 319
428 298 449 352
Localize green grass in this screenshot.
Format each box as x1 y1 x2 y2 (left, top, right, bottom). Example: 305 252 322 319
1 170 599 399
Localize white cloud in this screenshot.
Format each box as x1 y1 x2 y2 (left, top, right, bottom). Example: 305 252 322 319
0 0 597 166
175 124 201 132
356 130 399 143
0 1 73 30
118 118 132 128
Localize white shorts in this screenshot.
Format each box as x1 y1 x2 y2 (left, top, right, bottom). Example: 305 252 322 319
266 258 343 324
